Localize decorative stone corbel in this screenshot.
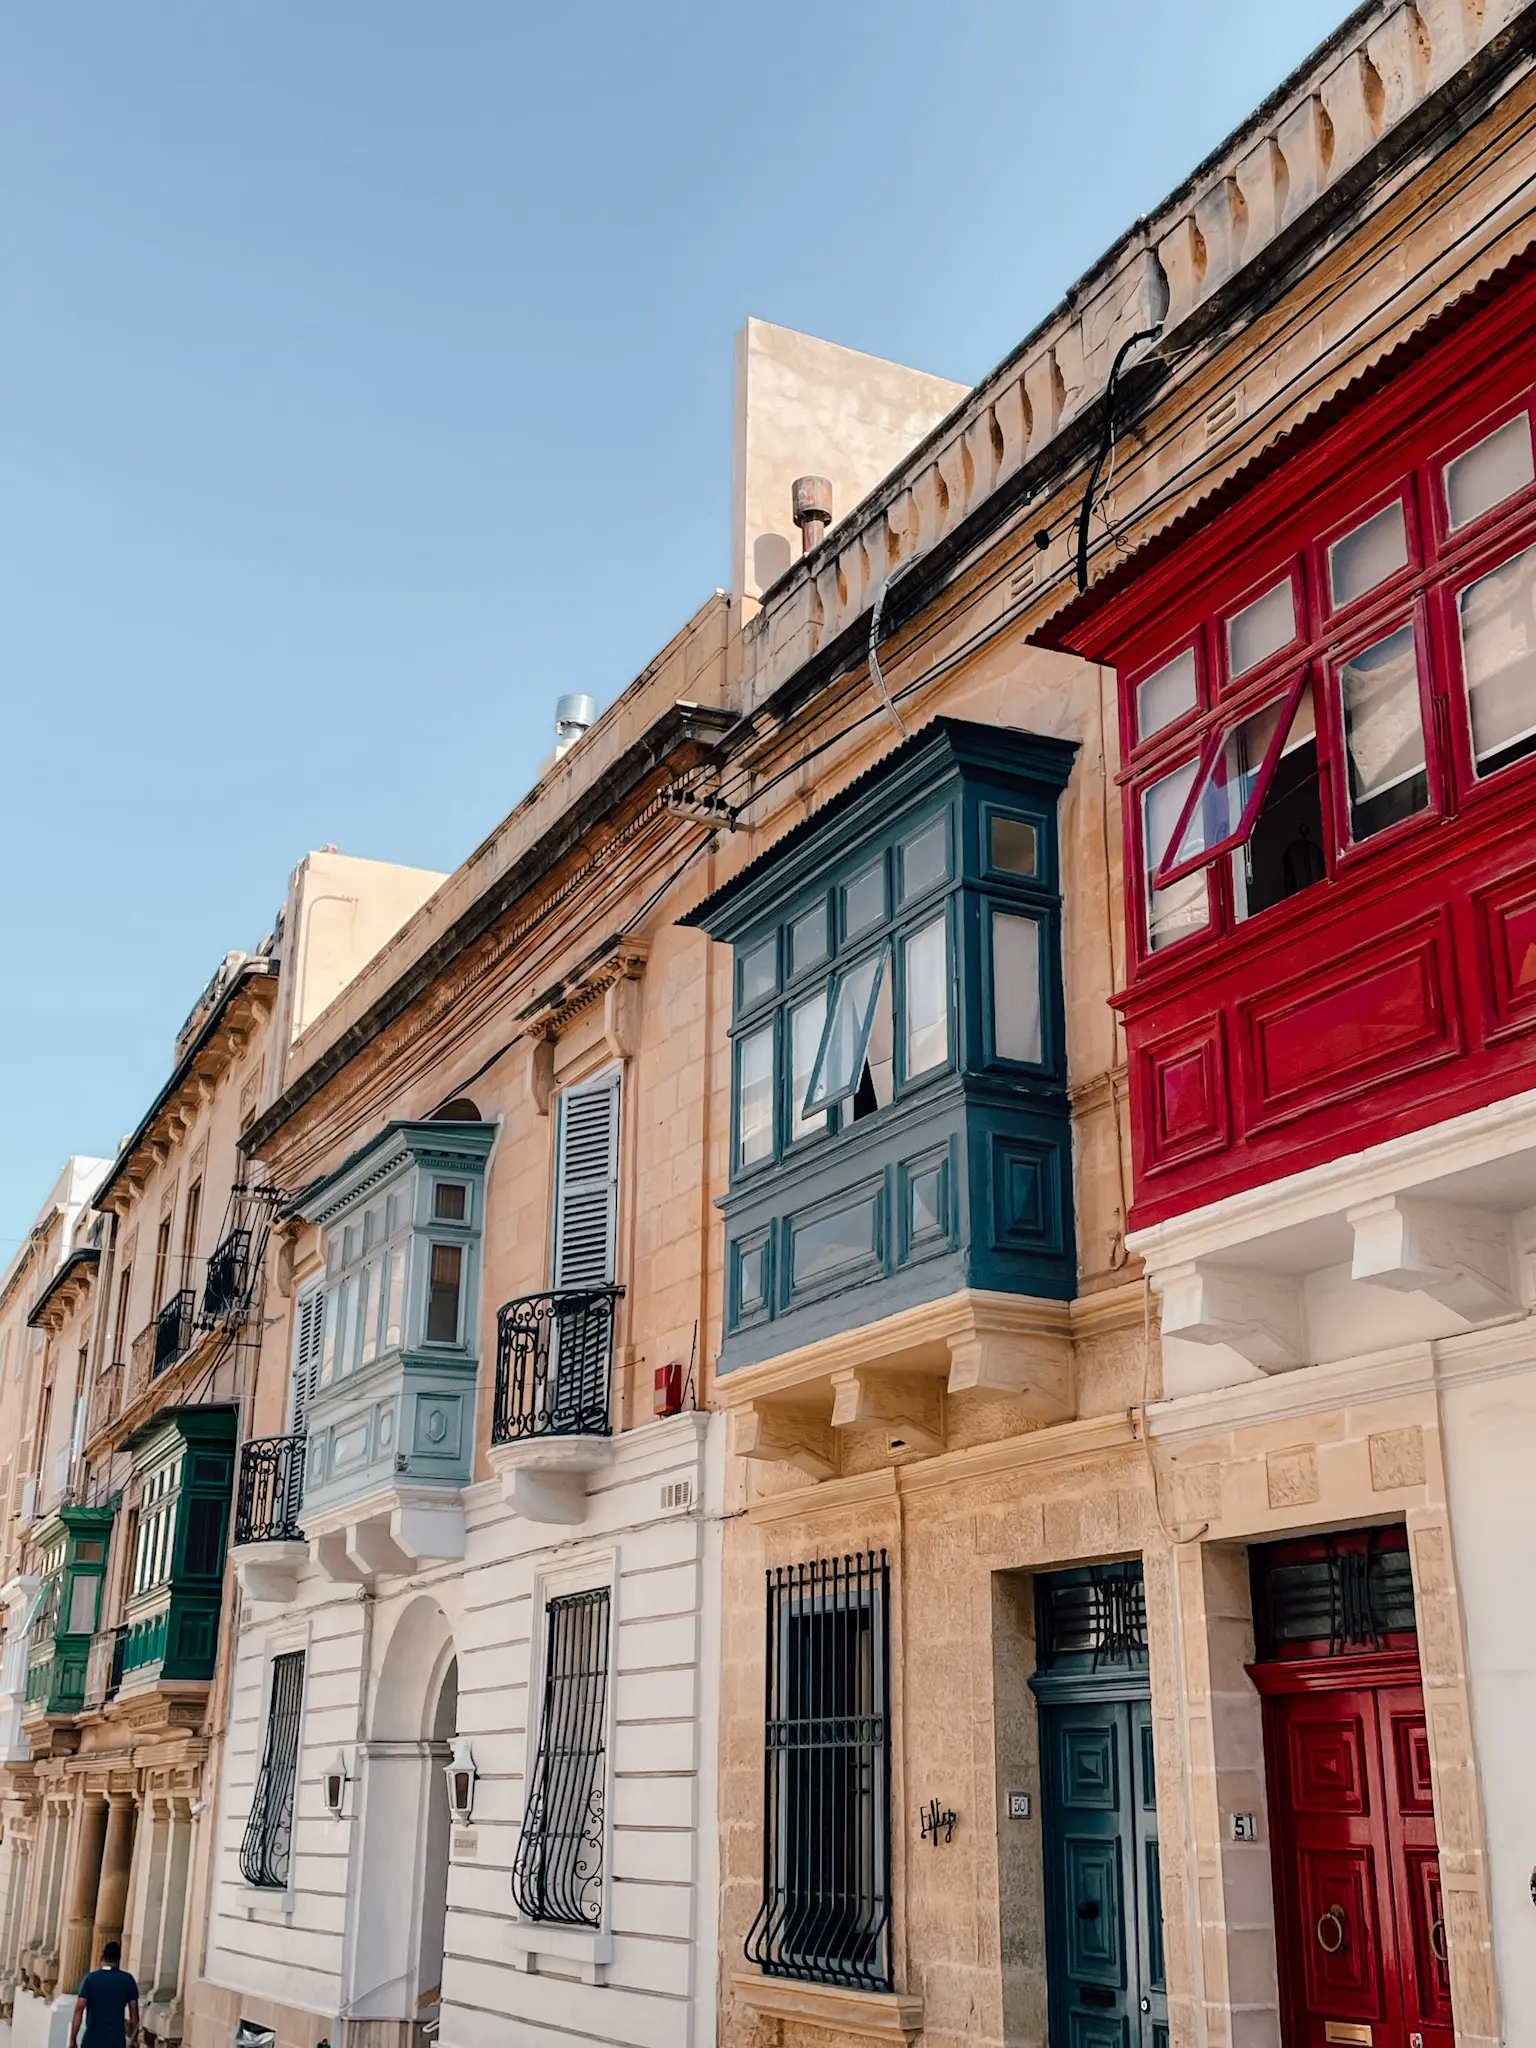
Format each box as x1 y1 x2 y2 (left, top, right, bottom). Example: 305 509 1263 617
733 1402 836 1482
945 1323 1073 1421
602 960 645 1062
829 1369 943 1457
1157 1261 1306 1370
1348 1196 1515 1321
525 1033 556 1117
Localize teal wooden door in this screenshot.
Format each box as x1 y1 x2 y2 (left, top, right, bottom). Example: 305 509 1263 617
1040 1695 1166 2048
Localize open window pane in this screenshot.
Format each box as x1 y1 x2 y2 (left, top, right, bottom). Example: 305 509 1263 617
1227 580 1295 676
902 917 950 1078
805 949 887 1112
1338 623 1429 840
991 913 1043 1063
1142 762 1209 953
1329 502 1407 607
1446 414 1534 529
1156 675 1305 886
853 961 895 1120
789 991 829 1143
737 1023 775 1167
1136 649 1197 739
1459 542 1536 775
1231 684 1327 921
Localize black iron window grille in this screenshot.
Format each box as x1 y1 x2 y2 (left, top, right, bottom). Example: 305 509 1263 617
200 1227 253 1325
746 1551 892 1991
512 1587 611 1927
493 1287 621 1444
241 1649 304 1889
235 1435 307 1545
152 1289 195 1376
1037 1561 1149 1675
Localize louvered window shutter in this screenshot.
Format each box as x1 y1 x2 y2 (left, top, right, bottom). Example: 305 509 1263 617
289 1289 325 1434
553 1074 620 1289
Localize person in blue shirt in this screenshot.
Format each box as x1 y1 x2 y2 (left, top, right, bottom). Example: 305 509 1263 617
69 1941 139 2048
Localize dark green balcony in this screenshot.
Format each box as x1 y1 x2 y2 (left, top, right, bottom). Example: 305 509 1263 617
120 1406 236 1690
24 1506 113 1720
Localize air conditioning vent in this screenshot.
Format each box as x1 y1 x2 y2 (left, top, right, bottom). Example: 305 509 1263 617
1009 554 1043 603
1205 387 1243 440
661 1479 693 1512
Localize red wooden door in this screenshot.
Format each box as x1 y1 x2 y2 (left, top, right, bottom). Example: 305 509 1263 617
1261 1668 1451 2048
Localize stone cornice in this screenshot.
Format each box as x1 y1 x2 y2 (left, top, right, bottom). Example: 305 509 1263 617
517 933 649 1041
24 1247 99 1333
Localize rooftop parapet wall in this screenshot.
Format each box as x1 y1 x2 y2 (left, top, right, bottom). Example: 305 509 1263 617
738 0 1532 714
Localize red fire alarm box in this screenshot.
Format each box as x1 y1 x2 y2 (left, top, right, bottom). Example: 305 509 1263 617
654 1360 684 1418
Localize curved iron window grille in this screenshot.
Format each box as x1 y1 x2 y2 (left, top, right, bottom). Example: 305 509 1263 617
235 1435 307 1546
512 1587 611 1927
1037 1560 1149 1675
241 1649 304 1889
746 1551 892 1991
493 1287 621 1444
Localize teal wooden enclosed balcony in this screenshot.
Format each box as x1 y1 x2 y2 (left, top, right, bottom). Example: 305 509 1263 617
23 1505 113 1721
119 1407 236 1691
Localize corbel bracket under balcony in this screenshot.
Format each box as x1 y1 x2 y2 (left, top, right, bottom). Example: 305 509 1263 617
230 1541 307 1605
1156 1261 1307 1372
1347 1195 1516 1321
829 1369 943 1458
486 1434 616 1525
305 1485 466 1584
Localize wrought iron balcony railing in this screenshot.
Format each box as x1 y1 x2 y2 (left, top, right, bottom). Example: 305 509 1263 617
493 1286 622 1445
200 1228 254 1327
235 1435 306 1545
152 1289 195 1376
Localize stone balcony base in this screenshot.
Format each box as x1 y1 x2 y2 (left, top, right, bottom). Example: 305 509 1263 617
230 1539 308 1604
731 1969 923 2041
303 1483 466 1583
486 1434 615 1525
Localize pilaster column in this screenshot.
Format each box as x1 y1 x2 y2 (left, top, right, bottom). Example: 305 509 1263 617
149 1797 193 2007
57 1794 108 1997
90 1794 136 1958
123 1798 167 1997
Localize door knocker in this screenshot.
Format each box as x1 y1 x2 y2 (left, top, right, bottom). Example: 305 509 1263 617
1429 1917 1448 1964
1316 1904 1348 1954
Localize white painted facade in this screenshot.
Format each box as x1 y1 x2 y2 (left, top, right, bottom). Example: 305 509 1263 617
203 1409 724 2048
1134 1084 1536 2048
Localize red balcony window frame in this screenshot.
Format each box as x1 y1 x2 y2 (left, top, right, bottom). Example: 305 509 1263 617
1112 370 1536 982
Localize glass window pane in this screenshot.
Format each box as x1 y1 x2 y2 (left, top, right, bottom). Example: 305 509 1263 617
1136 649 1197 738
806 950 886 1109
1446 414 1535 529
382 1245 406 1351
434 1182 466 1222
426 1243 463 1343
1338 623 1429 840
1329 501 1408 607
858 963 895 1116
736 1024 775 1167
842 864 885 940
1231 684 1327 921
792 1199 876 1286
1460 543 1536 774
1142 762 1210 952
898 817 948 902
357 1264 376 1369
989 814 1038 877
1227 580 1295 676
737 1242 766 1314
789 991 828 1143
1167 690 1294 872
902 917 950 1078
790 903 828 975
332 1275 355 1381
739 936 777 1011
992 913 1043 1063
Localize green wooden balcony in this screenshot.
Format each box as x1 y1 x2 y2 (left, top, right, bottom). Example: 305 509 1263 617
120 1406 236 1690
23 1506 113 1720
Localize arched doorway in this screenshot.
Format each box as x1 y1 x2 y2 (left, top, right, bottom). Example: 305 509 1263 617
344 1598 458 2039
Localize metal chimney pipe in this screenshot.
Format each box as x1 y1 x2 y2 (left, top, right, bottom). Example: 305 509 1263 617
791 476 834 554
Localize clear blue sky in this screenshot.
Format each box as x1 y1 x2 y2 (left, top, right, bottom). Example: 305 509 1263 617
1 0 1347 1254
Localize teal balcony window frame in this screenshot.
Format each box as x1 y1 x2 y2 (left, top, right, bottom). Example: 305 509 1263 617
120 1406 236 1689
24 1505 113 1719
683 719 1078 1373
287 1120 496 1524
